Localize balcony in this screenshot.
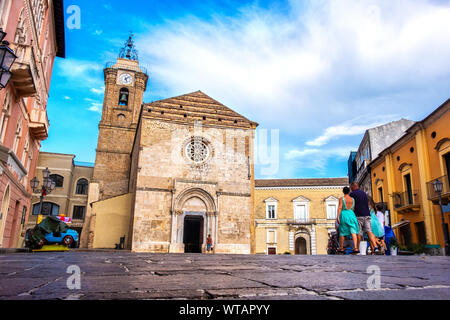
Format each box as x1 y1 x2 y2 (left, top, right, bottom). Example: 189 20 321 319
287 219 315 225
427 175 450 205
29 108 49 140
392 190 421 213
9 43 38 97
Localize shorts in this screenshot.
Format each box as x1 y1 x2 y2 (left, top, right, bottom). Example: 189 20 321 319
207 244 212 251
357 216 372 236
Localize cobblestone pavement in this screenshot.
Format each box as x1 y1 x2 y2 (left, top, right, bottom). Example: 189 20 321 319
1 251 450 300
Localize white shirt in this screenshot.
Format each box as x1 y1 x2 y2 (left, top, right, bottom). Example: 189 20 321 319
376 211 385 226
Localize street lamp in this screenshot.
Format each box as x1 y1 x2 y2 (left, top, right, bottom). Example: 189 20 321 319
0 28 17 90
433 178 449 256
31 168 56 216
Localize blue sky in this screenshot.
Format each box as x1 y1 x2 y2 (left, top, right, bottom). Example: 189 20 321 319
43 0 450 179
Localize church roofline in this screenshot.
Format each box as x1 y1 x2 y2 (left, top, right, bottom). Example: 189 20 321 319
142 90 258 129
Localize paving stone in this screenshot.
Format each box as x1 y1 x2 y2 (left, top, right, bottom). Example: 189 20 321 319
0 252 449 300
327 287 450 300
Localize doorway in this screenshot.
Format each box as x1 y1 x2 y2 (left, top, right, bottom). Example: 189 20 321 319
0 185 10 247
183 216 204 253
295 237 307 255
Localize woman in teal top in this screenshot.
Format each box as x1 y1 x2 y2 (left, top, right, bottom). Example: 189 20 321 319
337 187 360 254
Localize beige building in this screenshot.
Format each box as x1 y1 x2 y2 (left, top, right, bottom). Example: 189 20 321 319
27 152 93 246
84 37 258 253
254 178 348 255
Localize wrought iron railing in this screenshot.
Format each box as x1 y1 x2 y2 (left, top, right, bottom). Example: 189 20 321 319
105 61 148 75
393 190 420 210
426 175 450 200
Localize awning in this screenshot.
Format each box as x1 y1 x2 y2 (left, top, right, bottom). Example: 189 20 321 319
392 220 410 229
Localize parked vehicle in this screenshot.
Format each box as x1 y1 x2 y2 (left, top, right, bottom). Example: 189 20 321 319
44 229 79 248
24 216 76 249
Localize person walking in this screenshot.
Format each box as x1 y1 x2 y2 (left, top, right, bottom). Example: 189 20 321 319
206 234 213 254
375 203 388 253
337 187 360 254
368 196 386 254
349 182 379 254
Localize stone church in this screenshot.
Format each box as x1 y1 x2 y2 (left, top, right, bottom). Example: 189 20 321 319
81 37 258 254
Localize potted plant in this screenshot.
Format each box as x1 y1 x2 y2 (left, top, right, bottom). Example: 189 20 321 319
390 239 399 256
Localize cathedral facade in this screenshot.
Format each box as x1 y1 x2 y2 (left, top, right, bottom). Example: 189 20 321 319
81 37 258 254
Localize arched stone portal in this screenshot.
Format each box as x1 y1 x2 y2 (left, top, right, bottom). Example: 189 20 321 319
294 229 311 255
169 188 217 253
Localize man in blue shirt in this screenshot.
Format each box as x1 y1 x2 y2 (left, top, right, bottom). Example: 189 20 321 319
350 182 379 254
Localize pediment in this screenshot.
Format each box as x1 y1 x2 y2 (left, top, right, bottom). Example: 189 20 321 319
264 197 278 203
292 195 310 202
398 162 412 172
324 195 339 202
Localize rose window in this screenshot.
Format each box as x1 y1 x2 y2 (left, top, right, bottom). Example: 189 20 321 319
185 139 210 163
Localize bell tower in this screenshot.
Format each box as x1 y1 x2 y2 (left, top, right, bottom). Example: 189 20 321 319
93 35 149 199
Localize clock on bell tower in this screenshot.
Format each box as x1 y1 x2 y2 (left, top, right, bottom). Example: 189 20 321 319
93 35 149 199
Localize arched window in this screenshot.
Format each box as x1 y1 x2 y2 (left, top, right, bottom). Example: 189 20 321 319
32 202 60 216
76 178 89 195
49 174 64 188
118 88 129 106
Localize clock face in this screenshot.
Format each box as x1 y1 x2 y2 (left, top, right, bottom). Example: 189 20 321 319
119 73 133 85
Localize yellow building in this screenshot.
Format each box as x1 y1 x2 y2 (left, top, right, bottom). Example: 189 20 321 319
370 99 450 252
254 178 348 255
27 152 94 247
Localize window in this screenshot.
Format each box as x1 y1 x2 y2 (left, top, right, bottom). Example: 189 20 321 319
32 202 60 216
13 119 23 154
20 206 27 225
294 204 308 222
267 205 276 219
0 92 11 143
118 88 129 106
75 179 89 195
267 229 277 244
327 204 337 220
292 196 310 222
31 0 47 36
264 199 277 219
185 138 210 164
404 174 413 205
49 174 64 188
378 187 384 203
72 206 86 220
325 196 338 220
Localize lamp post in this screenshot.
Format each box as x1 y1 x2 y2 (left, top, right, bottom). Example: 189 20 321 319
0 28 17 90
433 179 450 256
31 168 56 216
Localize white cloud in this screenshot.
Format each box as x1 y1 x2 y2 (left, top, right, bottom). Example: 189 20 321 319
136 0 450 136
305 115 400 147
57 59 103 88
88 102 102 113
90 87 104 95
284 146 354 174
63 96 71 100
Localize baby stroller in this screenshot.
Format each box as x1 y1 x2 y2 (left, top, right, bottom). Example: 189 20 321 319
327 231 340 255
